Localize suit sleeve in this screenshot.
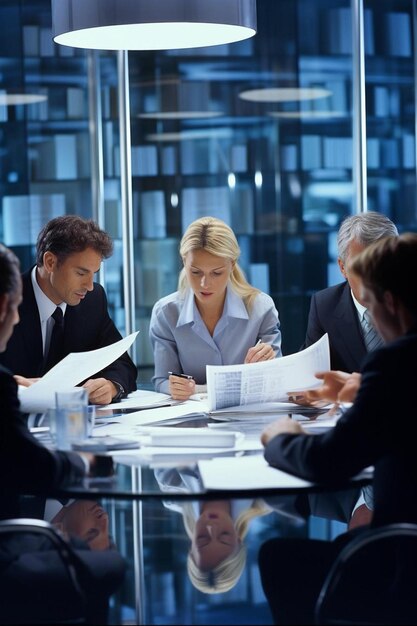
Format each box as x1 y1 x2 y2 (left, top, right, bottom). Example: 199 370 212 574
0 369 86 494
302 293 325 350
149 300 181 394
264 350 394 484
85 285 137 395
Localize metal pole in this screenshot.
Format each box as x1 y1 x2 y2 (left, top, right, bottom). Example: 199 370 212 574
131 467 146 625
351 0 368 213
413 0 417 177
117 50 137 362
87 50 105 283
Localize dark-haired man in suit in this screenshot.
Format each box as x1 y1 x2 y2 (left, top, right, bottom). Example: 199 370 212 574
0 215 137 405
0 242 126 624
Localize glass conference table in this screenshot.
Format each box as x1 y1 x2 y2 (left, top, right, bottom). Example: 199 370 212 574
30 410 370 625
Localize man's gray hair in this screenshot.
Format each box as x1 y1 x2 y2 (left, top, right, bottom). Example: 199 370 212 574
337 212 398 262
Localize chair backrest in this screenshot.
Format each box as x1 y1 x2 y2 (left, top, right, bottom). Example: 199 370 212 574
315 523 417 625
0 518 87 624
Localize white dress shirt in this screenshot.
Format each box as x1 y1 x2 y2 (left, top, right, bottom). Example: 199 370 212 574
31 266 67 356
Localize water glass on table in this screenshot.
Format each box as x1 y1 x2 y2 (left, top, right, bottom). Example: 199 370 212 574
51 388 95 450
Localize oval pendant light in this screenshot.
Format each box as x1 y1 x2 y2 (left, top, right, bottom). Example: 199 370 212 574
52 0 257 50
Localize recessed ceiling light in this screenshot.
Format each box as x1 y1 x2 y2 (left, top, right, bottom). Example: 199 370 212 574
146 128 232 142
269 111 346 119
239 88 331 103
0 94 48 106
138 111 223 120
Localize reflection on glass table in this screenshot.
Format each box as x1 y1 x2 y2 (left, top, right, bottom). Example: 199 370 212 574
155 466 274 594
98 482 362 624
153 466 361 596
45 498 113 551
30 411 367 625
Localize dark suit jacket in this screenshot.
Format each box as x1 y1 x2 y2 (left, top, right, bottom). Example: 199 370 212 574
265 327 417 528
303 281 367 372
0 364 86 519
0 269 137 394
0 364 127 624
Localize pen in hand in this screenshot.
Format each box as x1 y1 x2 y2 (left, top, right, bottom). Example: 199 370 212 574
168 371 195 401
168 371 194 380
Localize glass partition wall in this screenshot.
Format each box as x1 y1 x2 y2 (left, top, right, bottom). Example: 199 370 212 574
0 0 416 385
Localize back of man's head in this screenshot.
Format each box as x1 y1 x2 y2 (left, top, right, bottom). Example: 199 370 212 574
337 213 398 262
36 215 113 267
0 243 21 297
351 233 417 316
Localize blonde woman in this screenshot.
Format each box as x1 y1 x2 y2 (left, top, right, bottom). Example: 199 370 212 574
149 216 282 398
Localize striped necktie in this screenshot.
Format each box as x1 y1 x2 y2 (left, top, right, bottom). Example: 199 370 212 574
362 310 383 352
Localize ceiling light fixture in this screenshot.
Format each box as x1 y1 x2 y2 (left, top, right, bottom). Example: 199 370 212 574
269 111 345 119
138 111 223 120
239 87 331 103
0 93 47 106
146 128 232 142
52 0 257 50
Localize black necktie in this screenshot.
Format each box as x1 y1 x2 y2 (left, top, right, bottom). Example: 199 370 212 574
43 307 65 374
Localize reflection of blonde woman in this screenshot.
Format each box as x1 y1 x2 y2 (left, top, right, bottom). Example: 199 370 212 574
150 216 282 399
184 499 272 594
154 467 307 594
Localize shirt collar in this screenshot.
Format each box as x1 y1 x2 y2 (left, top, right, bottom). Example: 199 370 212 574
31 266 67 323
176 285 248 327
177 288 195 326
224 286 249 319
350 288 367 320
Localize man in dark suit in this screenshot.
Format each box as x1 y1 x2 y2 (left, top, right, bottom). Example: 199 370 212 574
0 242 126 624
303 212 398 372
259 233 417 624
0 215 137 405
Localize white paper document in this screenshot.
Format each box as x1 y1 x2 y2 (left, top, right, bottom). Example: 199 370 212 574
97 389 171 411
91 401 207 436
18 331 139 413
206 334 330 411
198 454 373 491
198 455 315 490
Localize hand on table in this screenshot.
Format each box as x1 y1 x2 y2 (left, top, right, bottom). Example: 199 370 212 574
83 378 116 405
244 342 275 364
169 374 196 400
261 416 306 446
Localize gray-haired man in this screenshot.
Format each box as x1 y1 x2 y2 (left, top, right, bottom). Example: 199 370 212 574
302 212 398 372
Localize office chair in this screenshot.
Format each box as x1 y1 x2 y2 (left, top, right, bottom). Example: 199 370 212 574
315 523 417 625
0 518 87 624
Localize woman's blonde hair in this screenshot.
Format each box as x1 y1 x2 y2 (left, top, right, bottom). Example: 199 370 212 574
178 216 260 310
182 499 271 594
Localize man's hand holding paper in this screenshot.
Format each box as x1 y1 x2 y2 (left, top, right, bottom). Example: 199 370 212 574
287 370 361 407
